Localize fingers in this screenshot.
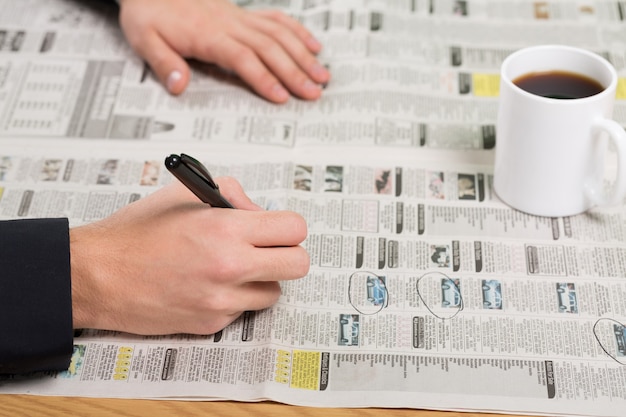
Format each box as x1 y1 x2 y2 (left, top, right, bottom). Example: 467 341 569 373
231 19 328 101
127 30 191 95
184 11 329 102
203 35 299 103
233 281 283 311
200 281 283 317
254 9 323 54
246 10 329 84
230 12 330 101
185 282 281 334
159 177 310 280
206 212 310 281
247 211 308 247
250 245 311 281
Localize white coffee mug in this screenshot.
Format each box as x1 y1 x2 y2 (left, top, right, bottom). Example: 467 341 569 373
494 45 626 217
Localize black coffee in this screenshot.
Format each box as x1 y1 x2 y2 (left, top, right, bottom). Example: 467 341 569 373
513 70 604 99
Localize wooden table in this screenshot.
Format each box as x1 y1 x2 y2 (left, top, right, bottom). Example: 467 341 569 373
0 395 527 417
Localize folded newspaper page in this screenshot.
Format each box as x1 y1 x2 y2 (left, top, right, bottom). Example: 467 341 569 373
0 1 625 417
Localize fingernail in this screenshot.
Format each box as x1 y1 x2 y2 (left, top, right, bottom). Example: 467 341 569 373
272 84 289 101
166 70 183 92
311 63 329 79
303 80 321 92
307 36 322 51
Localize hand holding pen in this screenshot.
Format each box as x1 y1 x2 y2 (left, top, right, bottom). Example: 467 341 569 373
69 157 309 336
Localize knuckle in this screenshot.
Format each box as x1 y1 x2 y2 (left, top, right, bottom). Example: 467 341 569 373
215 175 238 189
230 45 258 67
262 25 284 42
256 36 285 58
211 256 243 282
268 286 282 305
199 291 237 317
263 9 286 21
196 316 238 336
222 43 260 75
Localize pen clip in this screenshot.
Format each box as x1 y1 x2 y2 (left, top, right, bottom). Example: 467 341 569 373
180 153 219 190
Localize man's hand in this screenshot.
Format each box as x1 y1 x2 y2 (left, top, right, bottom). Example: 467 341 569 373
70 178 310 335
118 0 330 102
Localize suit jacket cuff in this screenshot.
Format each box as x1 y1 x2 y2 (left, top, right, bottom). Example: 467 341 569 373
0 218 73 374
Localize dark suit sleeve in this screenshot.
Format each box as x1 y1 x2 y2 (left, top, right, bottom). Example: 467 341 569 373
0 218 73 374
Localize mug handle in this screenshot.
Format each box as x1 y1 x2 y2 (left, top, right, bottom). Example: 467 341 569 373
585 118 626 206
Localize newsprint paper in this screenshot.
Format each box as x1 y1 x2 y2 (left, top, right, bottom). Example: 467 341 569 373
0 1 625 416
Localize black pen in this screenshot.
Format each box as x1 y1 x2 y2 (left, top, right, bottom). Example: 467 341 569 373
164 153 234 208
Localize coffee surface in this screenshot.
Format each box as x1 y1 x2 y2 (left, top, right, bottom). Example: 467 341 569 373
513 70 604 99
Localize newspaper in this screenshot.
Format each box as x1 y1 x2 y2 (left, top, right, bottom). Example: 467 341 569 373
0 1 625 416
